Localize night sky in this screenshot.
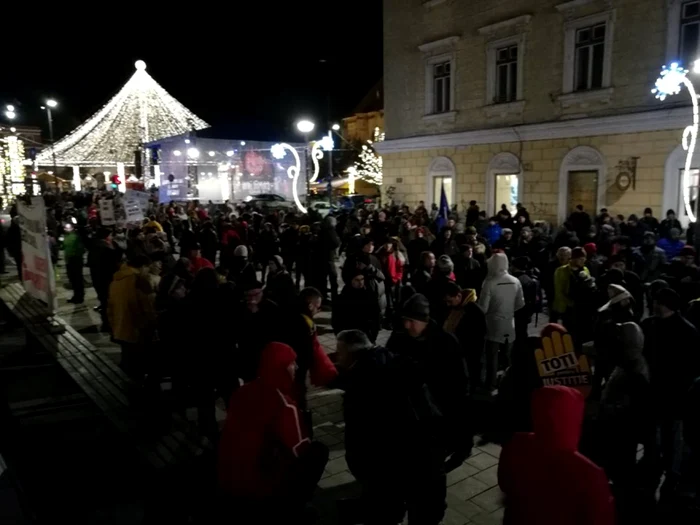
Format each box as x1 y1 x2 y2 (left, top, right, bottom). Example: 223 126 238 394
1 4 383 143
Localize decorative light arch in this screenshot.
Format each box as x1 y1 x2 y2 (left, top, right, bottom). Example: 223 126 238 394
485 152 523 217
271 143 304 213
557 146 607 224
651 62 699 222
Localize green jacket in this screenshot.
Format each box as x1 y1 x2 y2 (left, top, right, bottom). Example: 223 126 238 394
553 264 589 313
63 232 85 259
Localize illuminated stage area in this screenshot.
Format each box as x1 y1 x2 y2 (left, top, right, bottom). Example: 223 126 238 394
145 135 308 206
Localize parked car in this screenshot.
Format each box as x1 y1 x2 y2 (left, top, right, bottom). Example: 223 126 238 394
338 194 377 210
242 193 294 210
309 201 338 218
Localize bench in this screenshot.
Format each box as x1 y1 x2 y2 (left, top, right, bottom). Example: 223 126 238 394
0 282 211 471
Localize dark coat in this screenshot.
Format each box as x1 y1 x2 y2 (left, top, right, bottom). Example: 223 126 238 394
386 321 471 456
642 313 700 418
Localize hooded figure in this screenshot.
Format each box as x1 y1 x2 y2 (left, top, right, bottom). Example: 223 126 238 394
478 253 525 389
479 254 525 344
217 342 328 509
498 386 615 525
597 322 651 487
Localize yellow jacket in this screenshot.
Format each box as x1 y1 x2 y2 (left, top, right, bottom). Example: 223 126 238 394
108 263 156 344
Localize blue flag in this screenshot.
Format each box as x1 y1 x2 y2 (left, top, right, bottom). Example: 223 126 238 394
435 181 449 231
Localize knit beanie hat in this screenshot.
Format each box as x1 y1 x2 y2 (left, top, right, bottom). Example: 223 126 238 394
655 287 681 312
437 254 454 273
401 293 430 323
583 243 597 256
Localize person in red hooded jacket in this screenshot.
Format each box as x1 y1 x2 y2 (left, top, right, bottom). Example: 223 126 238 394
217 342 329 520
498 385 615 525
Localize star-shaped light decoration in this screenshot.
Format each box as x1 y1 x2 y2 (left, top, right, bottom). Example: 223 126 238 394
271 143 287 160
651 62 689 101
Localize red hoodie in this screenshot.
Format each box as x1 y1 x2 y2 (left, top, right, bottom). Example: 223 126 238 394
498 386 615 525
217 342 310 499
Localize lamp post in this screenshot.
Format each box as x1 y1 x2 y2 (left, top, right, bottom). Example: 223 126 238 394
42 99 58 178
296 119 315 206
329 124 340 179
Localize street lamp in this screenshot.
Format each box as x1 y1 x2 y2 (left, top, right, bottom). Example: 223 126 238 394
331 123 340 131
296 120 315 135
4 105 16 120
42 99 58 177
296 119 315 206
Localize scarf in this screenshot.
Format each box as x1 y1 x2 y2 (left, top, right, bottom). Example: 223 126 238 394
443 289 477 334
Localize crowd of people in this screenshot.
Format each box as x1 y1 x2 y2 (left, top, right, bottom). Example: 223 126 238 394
2 190 700 523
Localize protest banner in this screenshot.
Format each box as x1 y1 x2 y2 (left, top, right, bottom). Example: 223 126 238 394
124 190 150 224
17 197 57 314
534 323 592 398
99 199 116 226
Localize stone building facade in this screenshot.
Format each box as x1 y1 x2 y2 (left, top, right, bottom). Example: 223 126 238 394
377 0 700 227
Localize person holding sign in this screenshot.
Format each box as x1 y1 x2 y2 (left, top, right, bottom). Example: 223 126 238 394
63 224 85 304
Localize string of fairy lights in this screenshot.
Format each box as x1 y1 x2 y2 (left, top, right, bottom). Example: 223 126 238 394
35 60 208 167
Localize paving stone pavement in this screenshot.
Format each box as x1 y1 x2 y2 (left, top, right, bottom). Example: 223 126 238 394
1 262 507 524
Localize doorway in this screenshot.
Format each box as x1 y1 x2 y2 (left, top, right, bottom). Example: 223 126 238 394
567 170 598 215
494 174 519 215
432 176 453 207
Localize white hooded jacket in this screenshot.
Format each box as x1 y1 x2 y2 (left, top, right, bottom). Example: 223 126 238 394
478 253 525 343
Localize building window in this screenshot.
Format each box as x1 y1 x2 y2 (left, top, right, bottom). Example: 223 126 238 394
495 45 518 103
681 1 700 66
561 11 615 95
574 23 606 91
432 61 452 113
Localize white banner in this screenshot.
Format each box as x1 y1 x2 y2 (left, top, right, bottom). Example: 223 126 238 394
99 199 116 226
17 197 57 313
124 190 150 224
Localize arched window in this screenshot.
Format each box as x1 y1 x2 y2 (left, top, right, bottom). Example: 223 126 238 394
486 152 523 217
426 156 456 207
664 144 700 228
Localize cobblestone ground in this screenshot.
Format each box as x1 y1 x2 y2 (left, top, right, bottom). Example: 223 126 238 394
1 263 516 524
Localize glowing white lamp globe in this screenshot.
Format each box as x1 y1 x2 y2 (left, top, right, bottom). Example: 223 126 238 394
187 147 200 159
46 99 58 108
332 123 340 131
135 60 147 71
296 120 315 134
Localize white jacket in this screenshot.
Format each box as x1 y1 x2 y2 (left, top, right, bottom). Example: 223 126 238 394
478 253 525 344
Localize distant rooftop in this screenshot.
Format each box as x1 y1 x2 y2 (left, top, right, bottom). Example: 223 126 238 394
353 79 383 114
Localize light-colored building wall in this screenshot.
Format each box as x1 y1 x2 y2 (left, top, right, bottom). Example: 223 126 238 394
383 0 668 139
383 129 685 225
342 111 385 144
379 0 699 226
